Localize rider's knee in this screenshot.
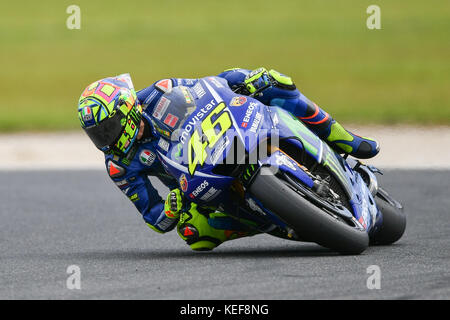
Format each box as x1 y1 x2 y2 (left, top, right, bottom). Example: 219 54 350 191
177 223 223 251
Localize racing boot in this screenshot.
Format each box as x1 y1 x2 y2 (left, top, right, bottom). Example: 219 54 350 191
284 84 380 159
285 86 380 158
324 120 380 159
300 107 380 159
177 203 257 251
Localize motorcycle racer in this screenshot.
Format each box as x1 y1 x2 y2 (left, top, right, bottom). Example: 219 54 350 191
77 68 379 251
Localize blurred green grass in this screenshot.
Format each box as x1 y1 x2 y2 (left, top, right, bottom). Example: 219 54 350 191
0 0 449 131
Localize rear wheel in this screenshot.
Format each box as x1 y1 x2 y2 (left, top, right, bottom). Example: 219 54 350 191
250 167 369 255
370 187 406 245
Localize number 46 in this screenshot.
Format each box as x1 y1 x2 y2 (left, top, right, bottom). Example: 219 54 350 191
188 102 232 175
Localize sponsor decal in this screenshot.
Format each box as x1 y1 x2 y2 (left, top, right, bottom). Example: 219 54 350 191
115 179 129 189
249 112 263 133
82 107 92 122
129 193 140 202
246 198 267 216
229 96 247 107
241 102 257 127
114 179 130 195
247 67 265 79
243 102 257 121
275 153 297 171
179 99 216 144
199 187 221 201
208 77 224 88
143 89 159 109
183 79 196 86
165 210 176 218
155 126 171 138
163 113 179 128
180 86 193 104
179 174 188 192
182 225 195 236
210 136 230 165
152 96 171 120
192 82 206 99
189 180 209 199
157 217 176 230
139 150 156 166
155 79 172 93
107 160 126 178
360 187 374 230
158 138 170 152
174 143 183 160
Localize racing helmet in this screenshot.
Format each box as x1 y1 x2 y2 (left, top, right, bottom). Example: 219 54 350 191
77 74 143 156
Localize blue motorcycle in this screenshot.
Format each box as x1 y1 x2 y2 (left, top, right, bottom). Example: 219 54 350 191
151 77 406 254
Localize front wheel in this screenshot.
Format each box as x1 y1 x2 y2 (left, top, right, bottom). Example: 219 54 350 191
370 187 406 245
249 167 369 255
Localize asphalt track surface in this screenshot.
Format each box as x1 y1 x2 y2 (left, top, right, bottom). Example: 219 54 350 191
0 170 449 300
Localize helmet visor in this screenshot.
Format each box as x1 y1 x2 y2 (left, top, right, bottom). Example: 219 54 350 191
84 113 125 150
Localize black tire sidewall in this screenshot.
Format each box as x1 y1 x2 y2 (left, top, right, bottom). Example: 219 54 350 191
250 167 369 254
371 195 406 245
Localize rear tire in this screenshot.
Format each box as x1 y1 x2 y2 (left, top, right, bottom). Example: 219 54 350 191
370 188 406 245
250 167 369 255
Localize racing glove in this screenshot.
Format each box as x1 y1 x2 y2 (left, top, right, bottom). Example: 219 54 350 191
164 188 184 220
243 67 296 95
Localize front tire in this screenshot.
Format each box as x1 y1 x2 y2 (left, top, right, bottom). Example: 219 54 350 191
250 167 369 255
370 187 406 245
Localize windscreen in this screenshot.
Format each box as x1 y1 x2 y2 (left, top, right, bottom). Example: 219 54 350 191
151 86 197 136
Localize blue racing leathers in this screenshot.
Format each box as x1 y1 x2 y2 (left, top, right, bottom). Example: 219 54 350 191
219 68 379 158
105 77 204 233
105 68 377 234
217 68 333 136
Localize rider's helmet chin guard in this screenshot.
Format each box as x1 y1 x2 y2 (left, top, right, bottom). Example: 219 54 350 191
77 74 143 157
